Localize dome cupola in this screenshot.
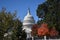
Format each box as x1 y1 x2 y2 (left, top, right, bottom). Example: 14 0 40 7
23 8 35 26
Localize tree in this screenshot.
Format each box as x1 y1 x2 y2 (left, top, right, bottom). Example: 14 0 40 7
37 23 49 37
36 0 60 35
31 24 38 36
20 30 27 40
11 19 22 40
0 8 16 40
49 27 59 37
0 8 26 40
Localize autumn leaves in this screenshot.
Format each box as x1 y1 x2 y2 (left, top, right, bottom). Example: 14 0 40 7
31 23 59 37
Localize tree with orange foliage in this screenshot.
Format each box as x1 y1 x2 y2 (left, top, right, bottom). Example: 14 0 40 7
31 24 38 36
49 27 59 37
37 23 49 36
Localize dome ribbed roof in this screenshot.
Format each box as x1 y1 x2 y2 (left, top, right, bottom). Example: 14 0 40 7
23 9 35 26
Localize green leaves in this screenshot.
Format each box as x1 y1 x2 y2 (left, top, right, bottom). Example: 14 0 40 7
0 8 22 40
36 0 60 35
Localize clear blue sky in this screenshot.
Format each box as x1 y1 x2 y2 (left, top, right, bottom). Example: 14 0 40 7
0 0 45 22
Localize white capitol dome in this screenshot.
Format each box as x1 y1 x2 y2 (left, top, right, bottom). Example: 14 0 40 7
23 9 35 33
22 8 35 38
23 9 35 26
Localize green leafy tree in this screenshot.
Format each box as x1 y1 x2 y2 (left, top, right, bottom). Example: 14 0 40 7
36 0 60 35
0 8 27 40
